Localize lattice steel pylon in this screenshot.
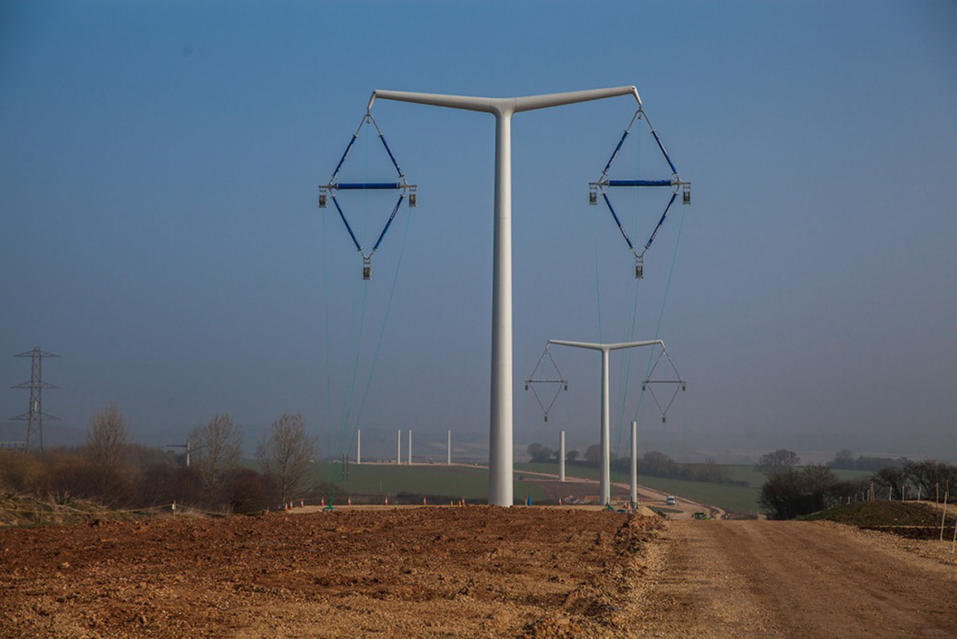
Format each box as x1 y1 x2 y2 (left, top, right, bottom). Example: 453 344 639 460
9 347 60 452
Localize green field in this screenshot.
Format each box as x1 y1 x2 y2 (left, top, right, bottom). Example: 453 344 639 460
515 462 872 515
308 462 549 503
304 461 875 513
515 462 762 514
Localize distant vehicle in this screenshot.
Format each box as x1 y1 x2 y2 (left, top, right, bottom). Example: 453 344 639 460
665 495 677 506
693 512 708 520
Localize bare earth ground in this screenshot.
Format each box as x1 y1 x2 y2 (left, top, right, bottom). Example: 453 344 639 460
0 508 662 638
636 519 957 637
4 509 957 638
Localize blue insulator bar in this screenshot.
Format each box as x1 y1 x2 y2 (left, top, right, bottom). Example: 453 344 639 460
644 192 678 251
607 179 674 187
379 134 403 177
601 193 636 252
651 129 677 174
371 195 405 252
331 134 357 182
331 196 362 253
334 182 403 190
602 130 629 175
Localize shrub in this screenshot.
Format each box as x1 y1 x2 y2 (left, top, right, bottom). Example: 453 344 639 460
759 465 841 520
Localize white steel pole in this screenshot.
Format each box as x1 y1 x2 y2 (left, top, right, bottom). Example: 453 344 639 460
408 429 413 465
559 430 566 482
368 86 642 507
548 340 663 506
601 349 611 505
357 429 361 465
630 420 638 508
489 110 513 507
447 429 451 465
397 429 401 464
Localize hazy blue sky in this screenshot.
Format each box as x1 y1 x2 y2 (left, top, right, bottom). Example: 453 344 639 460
2 1 955 463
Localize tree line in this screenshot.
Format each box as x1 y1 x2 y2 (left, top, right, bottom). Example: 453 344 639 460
526 442 738 485
757 448 957 519
0 403 318 513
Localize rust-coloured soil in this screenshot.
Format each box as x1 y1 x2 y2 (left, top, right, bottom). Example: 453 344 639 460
0 508 662 638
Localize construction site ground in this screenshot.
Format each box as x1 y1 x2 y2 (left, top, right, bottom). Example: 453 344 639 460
2 507 956 637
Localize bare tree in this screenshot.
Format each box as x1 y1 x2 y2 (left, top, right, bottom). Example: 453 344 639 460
257 413 316 505
87 402 127 468
757 449 800 476
191 413 242 497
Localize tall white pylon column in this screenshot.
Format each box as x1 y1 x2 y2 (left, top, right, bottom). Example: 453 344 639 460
630 420 638 508
368 86 643 507
408 429 412 465
548 339 663 505
357 429 361 465
447 430 451 465
559 430 566 482
396 429 401 464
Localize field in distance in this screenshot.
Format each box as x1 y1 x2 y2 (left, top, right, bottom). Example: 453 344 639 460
308 461 551 503
516 462 871 515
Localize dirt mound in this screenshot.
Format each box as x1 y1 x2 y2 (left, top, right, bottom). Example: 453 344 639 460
0 493 155 528
0 507 663 637
804 501 953 525
802 501 957 540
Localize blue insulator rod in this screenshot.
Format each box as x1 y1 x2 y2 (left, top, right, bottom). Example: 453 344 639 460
372 195 405 252
644 191 678 251
607 179 675 187
651 129 677 174
330 134 357 182
378 134 403 178
331 196 362 253
602 130 629 175
601 192 636 252
334 182 403 190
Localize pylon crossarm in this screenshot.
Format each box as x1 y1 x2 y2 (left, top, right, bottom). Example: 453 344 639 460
319 112 417 279
524 345 568 422
641 346 687 423
588 104 691 278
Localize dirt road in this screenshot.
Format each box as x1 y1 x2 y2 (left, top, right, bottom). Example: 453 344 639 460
515 468 722 519
637 520 957 637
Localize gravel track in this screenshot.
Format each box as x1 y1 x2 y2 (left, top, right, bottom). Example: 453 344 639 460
635 520 957 637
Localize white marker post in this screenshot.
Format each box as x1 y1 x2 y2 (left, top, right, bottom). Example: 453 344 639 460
368 86 644 507
447 429 451 465
630 419 638 508
357 429 361 465
941 492 949 541
408 429 412 465
396 429 401 464
559 430 566 483
951 511 956 554
548 339 663 505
